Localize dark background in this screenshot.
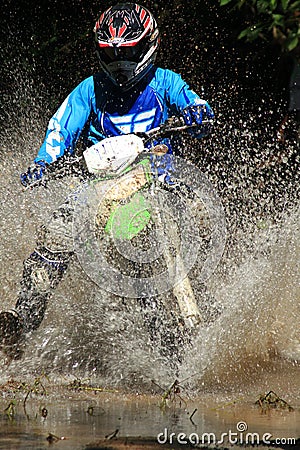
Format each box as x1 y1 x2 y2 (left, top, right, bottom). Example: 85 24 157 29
1 0 292 111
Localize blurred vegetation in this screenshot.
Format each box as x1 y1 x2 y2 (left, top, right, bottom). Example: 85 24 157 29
219 0 300 56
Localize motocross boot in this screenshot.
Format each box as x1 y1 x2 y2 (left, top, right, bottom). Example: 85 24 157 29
0 309 25 359
0 248 72 359
14 248 72 333
0 310 24 347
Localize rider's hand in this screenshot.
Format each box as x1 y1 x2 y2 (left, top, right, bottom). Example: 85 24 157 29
20 161 47 187
182 102 214 126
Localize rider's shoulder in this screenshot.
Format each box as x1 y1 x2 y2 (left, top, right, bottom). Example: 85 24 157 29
79 75 95 88
70 76 95 96
152 67 185 85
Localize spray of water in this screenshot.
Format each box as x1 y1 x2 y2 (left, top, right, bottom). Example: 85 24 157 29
0 18 299 395
181 206 299 390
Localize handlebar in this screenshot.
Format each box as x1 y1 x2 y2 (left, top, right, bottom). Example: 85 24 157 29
24 117 214 190
139 117 213 144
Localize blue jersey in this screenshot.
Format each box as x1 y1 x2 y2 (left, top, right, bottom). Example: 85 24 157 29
35 67 210 164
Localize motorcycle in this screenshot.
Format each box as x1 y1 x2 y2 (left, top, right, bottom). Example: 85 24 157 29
27 117 226 360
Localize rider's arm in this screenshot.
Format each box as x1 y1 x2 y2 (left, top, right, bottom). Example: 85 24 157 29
35 76 95 164
152 68 214 121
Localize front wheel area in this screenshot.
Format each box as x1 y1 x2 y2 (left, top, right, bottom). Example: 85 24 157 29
73 153 227 361
137 294 194 366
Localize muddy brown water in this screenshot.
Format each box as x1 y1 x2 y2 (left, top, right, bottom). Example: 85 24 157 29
0 362 299 450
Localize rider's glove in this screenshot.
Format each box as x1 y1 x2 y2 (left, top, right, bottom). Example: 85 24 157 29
20 161 47 187
182 102 214 126
182 102 214 138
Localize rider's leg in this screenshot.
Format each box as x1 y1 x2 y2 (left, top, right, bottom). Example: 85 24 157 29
0 248 72 348
0 195 75 349
15 248 72 332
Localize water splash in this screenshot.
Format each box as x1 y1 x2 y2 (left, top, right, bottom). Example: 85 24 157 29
0 23 299 395
181 206 300 390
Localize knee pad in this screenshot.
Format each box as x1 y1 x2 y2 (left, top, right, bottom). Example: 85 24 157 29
22 249 72 294
37 199 75 253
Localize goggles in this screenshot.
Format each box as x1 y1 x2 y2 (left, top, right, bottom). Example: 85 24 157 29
99 42 145 64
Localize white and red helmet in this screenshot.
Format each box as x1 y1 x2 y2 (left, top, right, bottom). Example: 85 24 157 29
94 3 160 90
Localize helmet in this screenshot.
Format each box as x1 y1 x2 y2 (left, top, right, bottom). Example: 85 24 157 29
94 3 160 90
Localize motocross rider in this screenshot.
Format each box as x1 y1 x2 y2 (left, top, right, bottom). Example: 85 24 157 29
0 3 214 354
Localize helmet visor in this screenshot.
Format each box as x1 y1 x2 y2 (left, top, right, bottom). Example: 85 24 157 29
99 42 145 64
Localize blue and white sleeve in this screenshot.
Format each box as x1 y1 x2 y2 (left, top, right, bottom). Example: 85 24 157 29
35 77 94 164
162 69 214 117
